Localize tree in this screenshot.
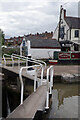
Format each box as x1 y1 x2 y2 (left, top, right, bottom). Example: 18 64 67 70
0 29 5 45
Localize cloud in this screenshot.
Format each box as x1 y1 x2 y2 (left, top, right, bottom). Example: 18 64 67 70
0 1 79 38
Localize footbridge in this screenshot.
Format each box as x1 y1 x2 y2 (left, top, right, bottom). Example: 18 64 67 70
1 54 54 119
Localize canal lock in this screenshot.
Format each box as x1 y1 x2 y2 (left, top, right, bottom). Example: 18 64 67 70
2 73 34 118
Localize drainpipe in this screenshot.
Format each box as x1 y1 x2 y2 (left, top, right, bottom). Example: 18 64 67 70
70 25 72 41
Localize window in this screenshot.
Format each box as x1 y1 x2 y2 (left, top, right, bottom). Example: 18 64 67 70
75 30 79 38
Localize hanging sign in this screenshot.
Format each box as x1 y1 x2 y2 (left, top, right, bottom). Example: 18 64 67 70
60 27 64 39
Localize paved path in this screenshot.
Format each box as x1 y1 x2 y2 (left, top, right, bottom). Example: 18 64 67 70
54 65 79 75
1 66 34 80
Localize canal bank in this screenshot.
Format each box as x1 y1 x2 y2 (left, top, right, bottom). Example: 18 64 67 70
54 65 80 83
42 65 80 83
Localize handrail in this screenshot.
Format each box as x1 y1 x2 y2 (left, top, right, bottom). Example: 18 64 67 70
3 54 43 68
12 55 42 69
19 65 41 104
3 53 54 110
12 54 46 68
3 54 44 81
12 54 43 66
45 65 54 109
11 54 44 74
3 54 6 66
3 54 11 57
12 54 46 80
3 54 14 66
47 66 54 90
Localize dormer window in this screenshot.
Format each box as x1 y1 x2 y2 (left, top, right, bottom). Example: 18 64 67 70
75 30 79 38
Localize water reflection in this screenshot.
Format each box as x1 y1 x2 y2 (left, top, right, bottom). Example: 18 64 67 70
48 83 79 118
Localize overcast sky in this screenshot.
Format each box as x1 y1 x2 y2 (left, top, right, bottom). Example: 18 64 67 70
0 0 79 38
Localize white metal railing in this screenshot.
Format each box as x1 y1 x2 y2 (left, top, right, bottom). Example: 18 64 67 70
3 54 44 82
45 65 54 109
3 54 54 109
11 54 45 81
11 55 21 67
3 54 43 68
19 65 42 104
12 54 46 67
3 54 14 67
12 54 43 66
12 54 46 81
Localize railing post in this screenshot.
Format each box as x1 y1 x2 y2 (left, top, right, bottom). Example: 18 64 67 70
51 67 54 87
41 66 44 86
34 67 37 92
45 80 49 109
26 59 28 66
46 91 49 109
37 80 40 88
19 68 24 105
45 68 49 109
46 66 54 109
49 66 54 94
3 55 6 67
18 58 20 68
11 55 14 67
49 80 52 95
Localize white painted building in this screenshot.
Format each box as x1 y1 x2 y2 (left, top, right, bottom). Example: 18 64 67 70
53 7 80 51
20 38 61 59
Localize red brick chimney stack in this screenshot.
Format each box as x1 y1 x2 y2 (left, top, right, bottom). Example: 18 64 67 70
64 9 66 18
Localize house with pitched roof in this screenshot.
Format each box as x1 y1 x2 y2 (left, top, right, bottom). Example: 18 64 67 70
20 37 61 59
53 7 80 51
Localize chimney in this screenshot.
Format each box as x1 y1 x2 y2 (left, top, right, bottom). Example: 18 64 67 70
64 9 66 18
61 8 66 19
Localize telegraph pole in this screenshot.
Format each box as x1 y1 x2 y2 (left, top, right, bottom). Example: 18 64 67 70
58 5 63 42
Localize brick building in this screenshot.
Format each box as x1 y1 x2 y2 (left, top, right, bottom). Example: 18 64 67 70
5 36 24 46
5 32 53 46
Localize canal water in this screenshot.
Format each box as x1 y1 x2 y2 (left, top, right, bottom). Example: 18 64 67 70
45 83 79 119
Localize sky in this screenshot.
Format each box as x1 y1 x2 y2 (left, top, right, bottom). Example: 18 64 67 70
0 0 79 38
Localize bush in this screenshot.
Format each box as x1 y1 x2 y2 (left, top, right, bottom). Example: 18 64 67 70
2 48 20 56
